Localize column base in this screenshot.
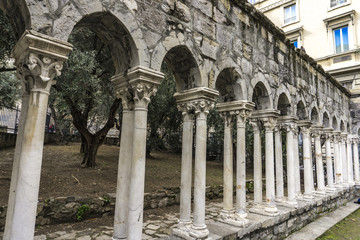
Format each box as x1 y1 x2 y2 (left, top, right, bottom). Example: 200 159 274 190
112 237 126 240
348 181 355 186
325 187 337 192
189 224 209 239
335 183 345 189
314 189 327 195
302 193 315 201
172 220 192 239
218 210 250 227
355 181 360 186
275 198 298 208
249 203 279 216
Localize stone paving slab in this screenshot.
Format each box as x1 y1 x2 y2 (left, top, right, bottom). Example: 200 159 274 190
285 200 360 240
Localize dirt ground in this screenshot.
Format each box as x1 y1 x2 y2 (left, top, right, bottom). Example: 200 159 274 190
0 143 226 206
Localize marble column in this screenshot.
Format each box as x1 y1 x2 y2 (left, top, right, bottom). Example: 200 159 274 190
312 128 326 194
221 112 234 213
341 134 349 185
263 115 279 214
190 100 215 239
333 132 343 186
275 126 284 201
346 137 354 185
123 67 163 240
4 31 72 240
293 128 302 196
235 108 252 222
177 103 195 229
324 131 335 191
252 121 262 205
352 138 360 184
299 123 314 199
113 89 134 240
285 123 297 205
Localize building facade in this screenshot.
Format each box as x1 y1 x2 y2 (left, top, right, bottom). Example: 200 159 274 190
251 0 360 131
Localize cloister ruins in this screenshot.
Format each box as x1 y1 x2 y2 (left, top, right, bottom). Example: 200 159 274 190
1 0 360 239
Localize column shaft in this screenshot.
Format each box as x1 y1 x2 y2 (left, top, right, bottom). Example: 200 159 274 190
286 126 296 203
293 132 301 195
302 129 313 197
315 134 326 192
325 137 334 188
347 139 354 184
10 91 50 239
113 109 134 239
275 128 284 200
342 139 348 184
353 140 360 183
223 115 233 211
265 129 276 204
179 114 194 224
127 107 149 240
334 137 342 185
253 124 262 204
190 111 209 238
236 118 246 214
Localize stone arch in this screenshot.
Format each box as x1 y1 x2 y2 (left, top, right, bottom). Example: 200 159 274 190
296 100 308 120
215 67 247 102
332 115 339 131
162 45 202 92
322 111 330 128
250 81 272 110
274 88 292 116
64 11 142 75
310 106 319 124
50 3 148 71
0 0 30 37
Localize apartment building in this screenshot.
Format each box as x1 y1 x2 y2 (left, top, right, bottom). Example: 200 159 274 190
251 0 360 93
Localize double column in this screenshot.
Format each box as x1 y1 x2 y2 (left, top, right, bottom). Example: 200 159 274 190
346 136 355 185
333 131 343 187
323 129 336 191
4 31 72 240
352 137 360 184
250 109 279 216
311 126 326 194
217 100 254 226
112 66 164 240
298 121 314 199
172 87 218 239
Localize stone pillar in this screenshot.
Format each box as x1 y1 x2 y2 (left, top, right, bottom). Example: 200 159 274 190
312 128 326 194
4 31 72 240
341 134 349 185
347 137 355 185
220 112 234 213
252 121 262 204
262 114 279 214
285 123 297 205
293 128 302 196
123 67 163 240
324 131 335 191
235 107 252 222
190 99 216 239
299 122 314 199
333 132 343 186
112 88 134 240
352 138 360 184
177 103 195 229
274 126 284 201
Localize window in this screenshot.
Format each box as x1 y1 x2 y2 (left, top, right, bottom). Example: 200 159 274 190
333 26 349 53
291 40 298 48
248 0 257 3
330 0 347 8
284 4 297 25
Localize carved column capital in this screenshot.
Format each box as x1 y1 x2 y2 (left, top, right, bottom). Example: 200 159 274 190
115 87 135 111
300 126 311 137
219 111 233 127
193 100 214 117
235 108 252 127
13 31 72 96
249 121 261 132
262 117 277 131
352 138 359 145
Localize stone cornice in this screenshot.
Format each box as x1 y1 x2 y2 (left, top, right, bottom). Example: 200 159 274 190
258 0 295 13
216 100 255 113
173 87 219 105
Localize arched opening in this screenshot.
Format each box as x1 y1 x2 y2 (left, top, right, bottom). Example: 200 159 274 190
340 120 345 131
277 93 291 116
252 82 271 110
310 107 319 124
164 46 201 92
332 116 338 130
323 112 330 128
296 101 307 120
74 12 139 74
215 68 245 102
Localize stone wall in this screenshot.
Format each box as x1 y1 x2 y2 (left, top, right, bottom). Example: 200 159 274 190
0 132 60 149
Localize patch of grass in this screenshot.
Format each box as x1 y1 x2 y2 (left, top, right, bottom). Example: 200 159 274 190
317 208 360 240
76 204 90 221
